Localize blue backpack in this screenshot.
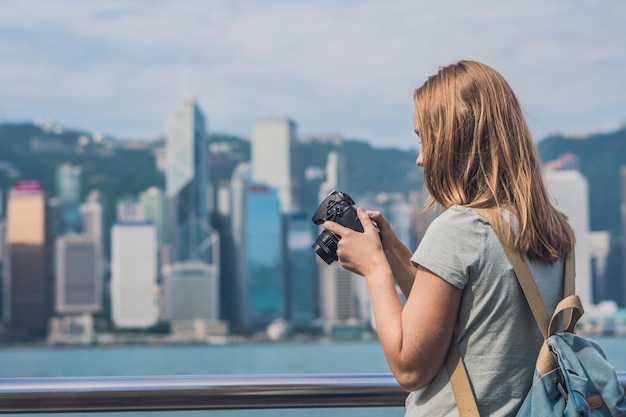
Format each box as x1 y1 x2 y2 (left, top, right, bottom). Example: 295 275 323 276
516 329 626 416
447 209 626 416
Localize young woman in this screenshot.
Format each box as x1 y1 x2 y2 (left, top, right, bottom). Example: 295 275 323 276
322 60 575 416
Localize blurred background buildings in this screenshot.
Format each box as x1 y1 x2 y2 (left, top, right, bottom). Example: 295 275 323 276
0 99 625 343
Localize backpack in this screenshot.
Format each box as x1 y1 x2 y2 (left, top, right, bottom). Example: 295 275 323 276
446 208 626 416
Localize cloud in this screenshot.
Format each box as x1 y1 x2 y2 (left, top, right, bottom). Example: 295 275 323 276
0 0 625 147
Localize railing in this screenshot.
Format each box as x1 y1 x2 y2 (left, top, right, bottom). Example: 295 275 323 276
0 373 624 414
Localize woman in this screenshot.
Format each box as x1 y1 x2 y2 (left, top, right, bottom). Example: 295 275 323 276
322 60 575 416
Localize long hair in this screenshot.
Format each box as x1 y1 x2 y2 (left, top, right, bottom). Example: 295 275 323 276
413 60 574 263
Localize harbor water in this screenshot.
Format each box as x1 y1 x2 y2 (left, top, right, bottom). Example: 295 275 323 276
0 337 624 417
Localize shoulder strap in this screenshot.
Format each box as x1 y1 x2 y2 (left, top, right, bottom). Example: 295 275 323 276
447 345 480 417
473 209 553 336
446 207 578 415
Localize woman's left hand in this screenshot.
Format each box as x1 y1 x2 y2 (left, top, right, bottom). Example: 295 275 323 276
323 207 389 277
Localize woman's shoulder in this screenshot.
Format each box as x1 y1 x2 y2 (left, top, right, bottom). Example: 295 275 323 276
430 204 489 231
413 206 489 288
420 205 489 249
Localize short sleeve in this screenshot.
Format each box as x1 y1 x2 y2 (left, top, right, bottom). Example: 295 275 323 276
410 205 486 289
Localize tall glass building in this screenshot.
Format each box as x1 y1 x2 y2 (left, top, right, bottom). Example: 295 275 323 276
286 213 317 326
242 183 285 331
56 163 82 233
165 97 216 263
139 186 168 246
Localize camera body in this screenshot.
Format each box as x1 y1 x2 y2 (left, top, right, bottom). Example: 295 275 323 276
311 190 364 264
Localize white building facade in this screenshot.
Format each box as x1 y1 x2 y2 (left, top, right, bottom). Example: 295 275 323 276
110 222 158 328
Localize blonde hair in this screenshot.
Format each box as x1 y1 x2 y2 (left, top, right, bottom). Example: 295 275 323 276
413 60 574 263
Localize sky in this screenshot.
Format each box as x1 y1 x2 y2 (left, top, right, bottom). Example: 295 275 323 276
1 0 625 150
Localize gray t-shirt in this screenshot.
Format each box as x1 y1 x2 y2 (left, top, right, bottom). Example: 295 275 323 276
405 205 563 417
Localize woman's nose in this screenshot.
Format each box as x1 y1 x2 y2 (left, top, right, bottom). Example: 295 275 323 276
416 152 423 167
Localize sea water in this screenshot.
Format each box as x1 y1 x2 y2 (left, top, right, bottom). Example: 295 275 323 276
1 337 624 417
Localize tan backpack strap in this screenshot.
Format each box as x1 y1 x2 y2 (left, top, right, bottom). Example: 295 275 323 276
536 294 584 375
548 295 584 336
563 252 576 297
446 343 480 417
473 208 551 338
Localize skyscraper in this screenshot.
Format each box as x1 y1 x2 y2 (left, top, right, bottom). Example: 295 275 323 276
56 163 82 233
55 234 102 314
4 181 50 336
228 162 252 326
544 169 593 307
80 190 106 261
234 182 285 331
165 97 217 264
251 118 297 214
621 166 626 305
286 213 317 326
139 187 168 246
110 222 158 328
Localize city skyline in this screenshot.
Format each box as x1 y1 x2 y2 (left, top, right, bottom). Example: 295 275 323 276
0 118 624 342
1 1 625 149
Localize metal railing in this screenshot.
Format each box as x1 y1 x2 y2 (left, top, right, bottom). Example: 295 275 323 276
0 372 624 414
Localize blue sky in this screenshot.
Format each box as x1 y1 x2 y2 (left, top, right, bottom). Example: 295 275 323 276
1 0 625 149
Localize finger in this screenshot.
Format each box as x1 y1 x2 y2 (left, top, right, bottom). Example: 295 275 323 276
322 220 351 236
365 210 381 218
367 210 389 228
357 207 378 233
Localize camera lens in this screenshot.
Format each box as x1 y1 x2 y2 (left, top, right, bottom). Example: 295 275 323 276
311 230 340 264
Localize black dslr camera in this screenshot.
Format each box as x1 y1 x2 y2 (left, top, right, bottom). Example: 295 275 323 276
311 190 364 264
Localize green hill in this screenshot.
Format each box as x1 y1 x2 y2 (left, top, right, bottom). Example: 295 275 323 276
0 123 164 226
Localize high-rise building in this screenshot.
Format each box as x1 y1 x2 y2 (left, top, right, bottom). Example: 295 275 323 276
620 166 626 305
161 262 219 321
236 183 285 331
139 187 168 246
80 190 106 261
56 163 81 202
56 163 82 233
116 197 143 222
226 163 252 327
588 231 611 304
212 182 240 325
286 214 317 326
251 118 297 214
55 234 102 314
165 97 218 264
544 169 593 307
316 152 359 330
110 222 158 328
4 181 50 336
